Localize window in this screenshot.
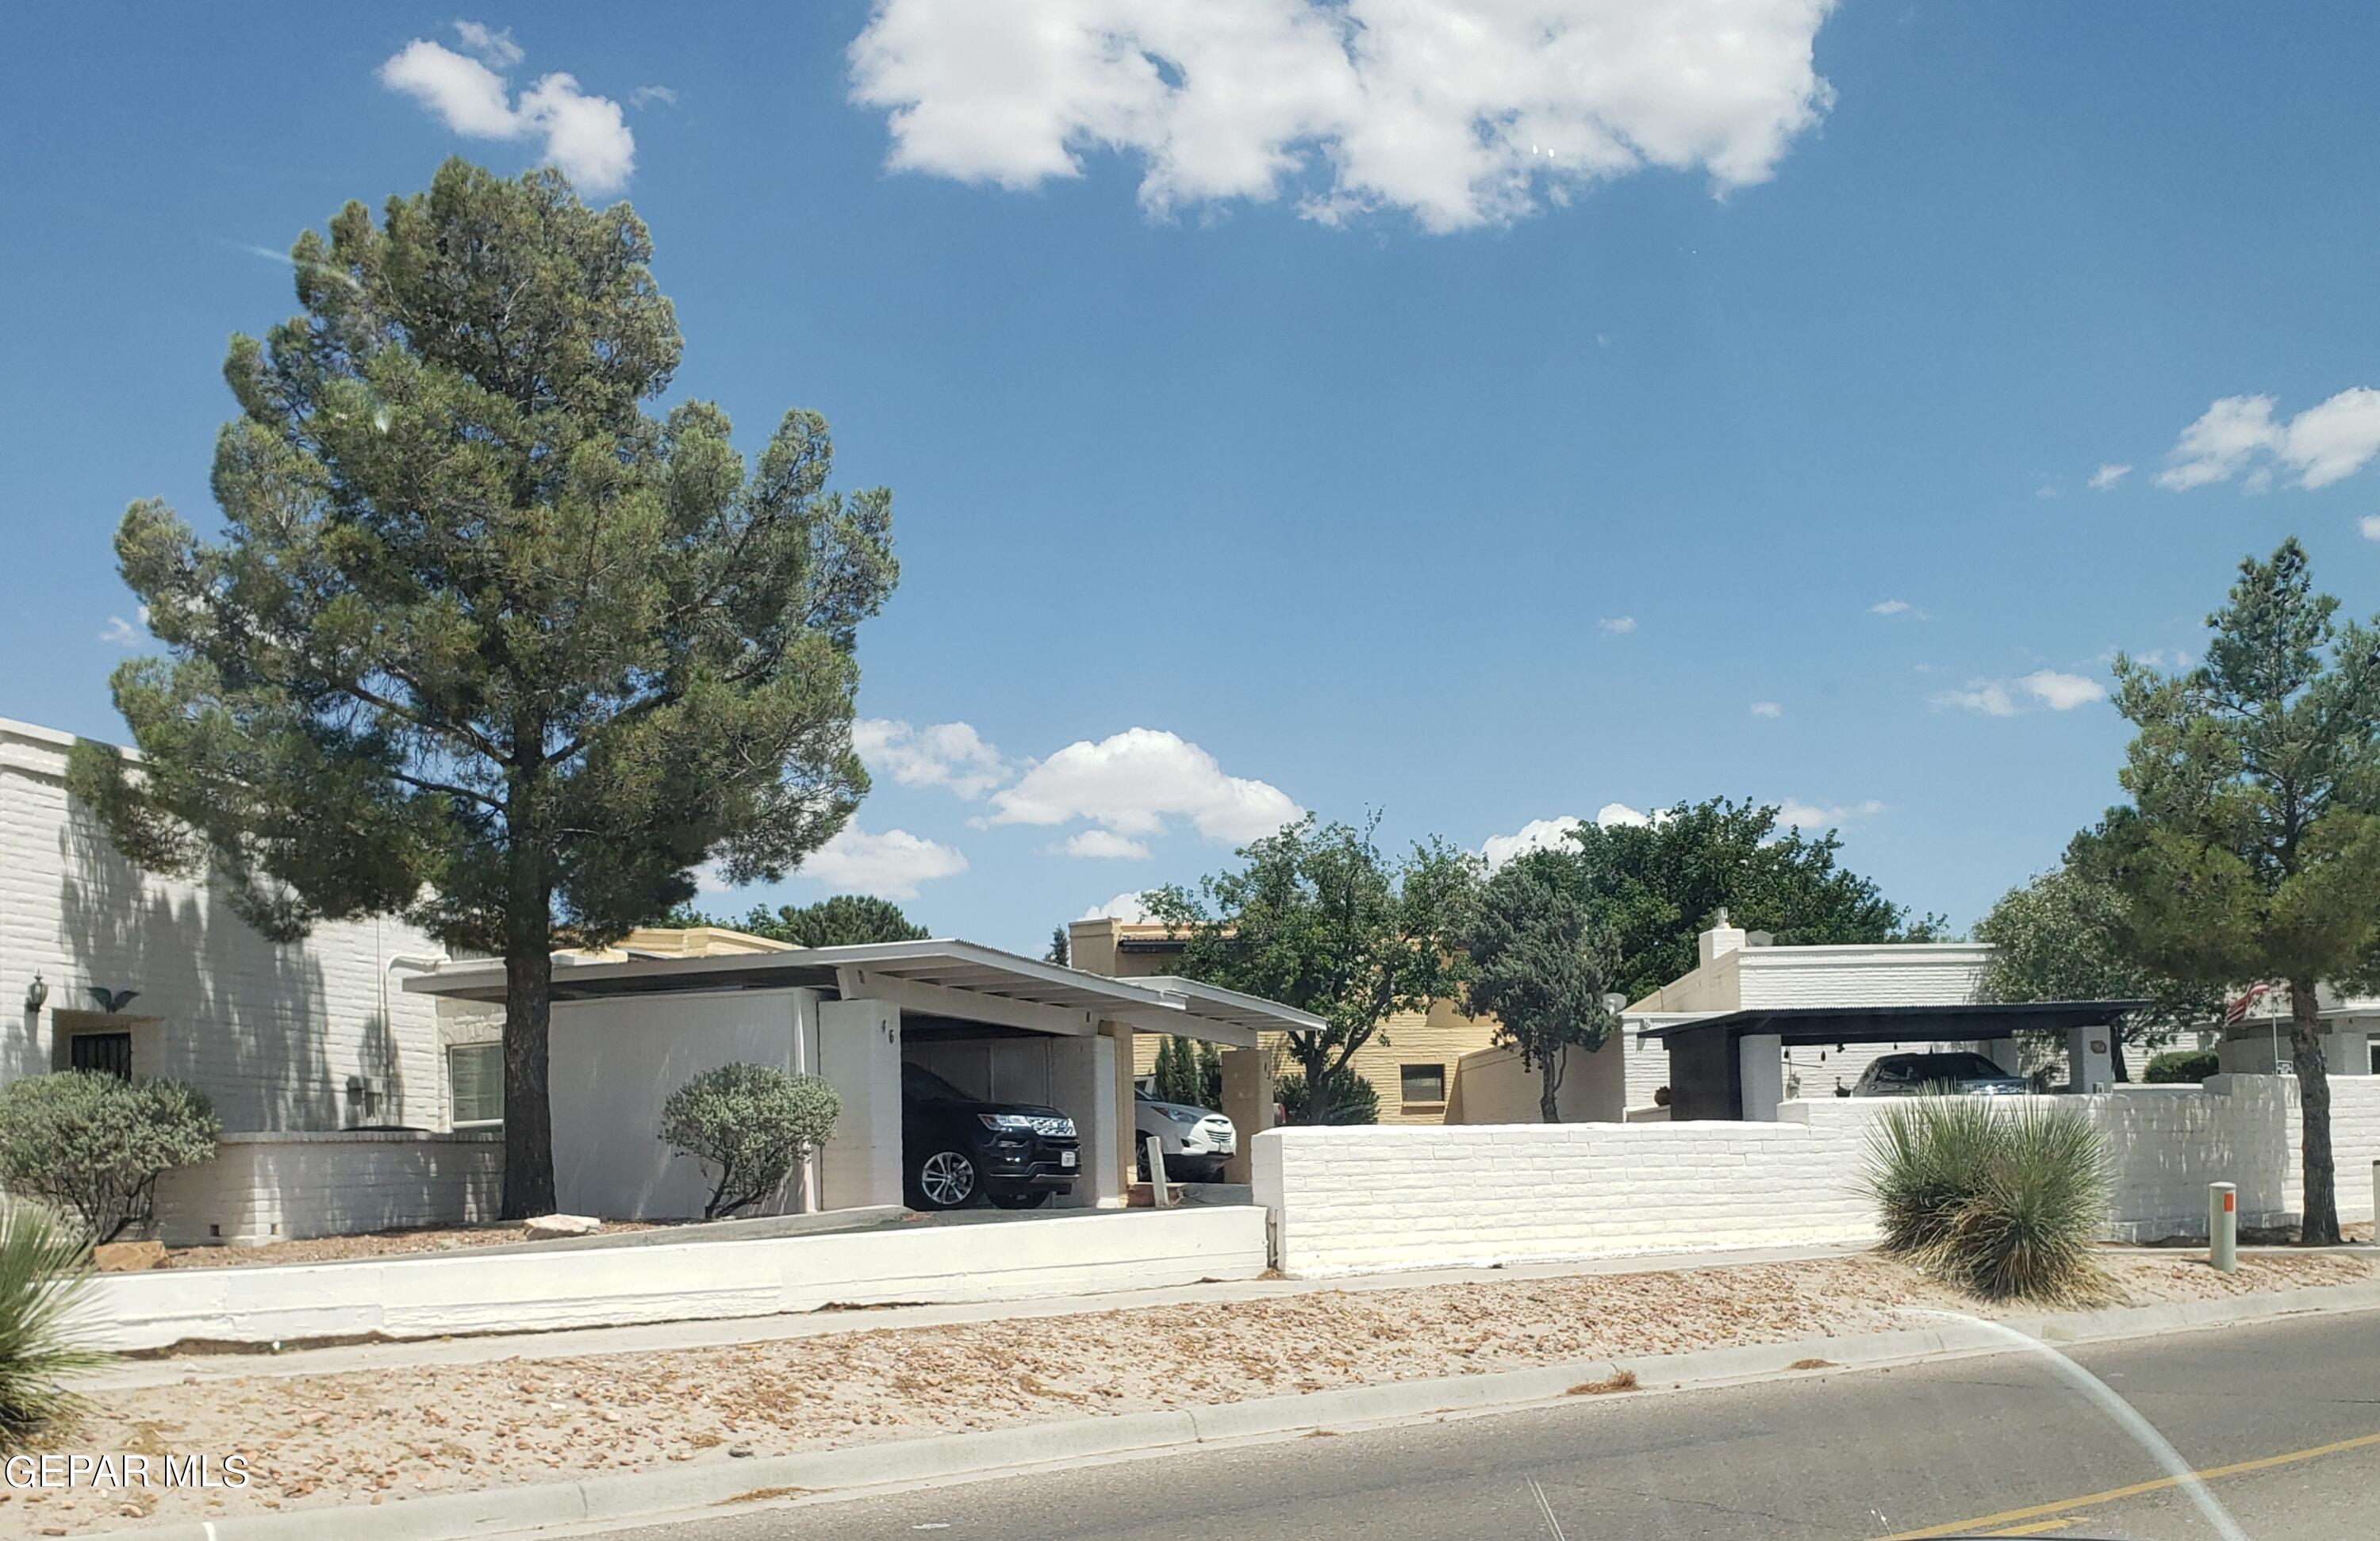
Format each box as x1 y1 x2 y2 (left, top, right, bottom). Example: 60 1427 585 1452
448 1042 504 1126
69 1031 132 1080
1400 1063 1446 1104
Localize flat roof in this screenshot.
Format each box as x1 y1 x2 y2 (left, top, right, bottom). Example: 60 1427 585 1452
1635 1000 2149 1047
403 937 1326 1039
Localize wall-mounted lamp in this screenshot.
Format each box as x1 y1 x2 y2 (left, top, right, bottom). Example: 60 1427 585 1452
24 973 47 1013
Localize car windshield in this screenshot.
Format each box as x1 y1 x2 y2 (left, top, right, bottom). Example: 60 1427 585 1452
1883 1052 2013 1082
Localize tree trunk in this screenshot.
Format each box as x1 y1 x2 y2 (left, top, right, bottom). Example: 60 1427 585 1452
2288 976 2341 1246
1538 1049 1563 1125
501 938 558 1218
1301 1047 1334 1125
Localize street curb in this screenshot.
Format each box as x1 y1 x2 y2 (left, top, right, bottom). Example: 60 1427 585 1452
94 1279 2380 1540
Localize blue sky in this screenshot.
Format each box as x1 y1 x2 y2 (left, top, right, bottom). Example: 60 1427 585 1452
6 2 2380 954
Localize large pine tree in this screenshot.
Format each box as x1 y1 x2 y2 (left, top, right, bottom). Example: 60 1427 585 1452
72 161 898 1217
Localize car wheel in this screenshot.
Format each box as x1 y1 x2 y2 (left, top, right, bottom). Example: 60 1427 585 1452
987 1190 1050 1210
912 1148 978 1209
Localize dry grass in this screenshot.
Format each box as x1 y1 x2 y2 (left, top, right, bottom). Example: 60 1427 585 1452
159 1221 663 1271
21 1247 2376 1535
1566 1370 1639 1395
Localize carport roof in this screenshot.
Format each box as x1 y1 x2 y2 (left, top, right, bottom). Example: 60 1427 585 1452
1633 1000 2150 1048
401 937 1326 1042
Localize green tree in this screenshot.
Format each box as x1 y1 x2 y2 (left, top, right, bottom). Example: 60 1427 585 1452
69 162 898 1219
2088 539 2380 1245
1046 925 1070 965
1154 1036 1209 1106
683 895 929 949
1145 814 1479 1124
1974 861 2220 1079
1569 798 1940 1002
1463 849 1622 1121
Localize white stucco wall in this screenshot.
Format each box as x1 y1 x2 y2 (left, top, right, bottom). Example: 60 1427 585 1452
1 718 453 1132
547 988 821 1221
1258 1074 2370 1274
88 1206 1269 1352
149 1130 503 1247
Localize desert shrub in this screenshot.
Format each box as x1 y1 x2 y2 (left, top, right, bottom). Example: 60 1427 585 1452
660 1064 840 1219
2143 1048 2220 1083
0 1199 109 1453
1276 1069 1379 1125
1865 1098 2109 1303
0 1072 220 1243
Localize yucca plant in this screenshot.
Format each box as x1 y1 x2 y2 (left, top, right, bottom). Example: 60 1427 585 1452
1865 1098 2111 1303
0 1199 112 1452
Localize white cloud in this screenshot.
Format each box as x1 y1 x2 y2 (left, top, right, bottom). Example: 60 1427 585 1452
1079 890 1158 923
2360 515 2380 542
797 823 969 900
2018 669 2106 711
98 611 145 646
848 0 1839 235
2088 462 2132 491
1749 700 1782 718
1933 669 2105 716
988 727 1299 844
852 718 1008 799
1772 797 1882 830
1054 830 1154 860
1869 599 1921 618
1596 615 1637 635
2156 387 2380 493
378 27 636 194
1479 803 1649 868
629 85 679 109
451 20 524 67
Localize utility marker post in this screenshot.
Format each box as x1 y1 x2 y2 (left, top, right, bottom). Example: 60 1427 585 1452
2209 1181 2237 1273
1145 1135 1173 1208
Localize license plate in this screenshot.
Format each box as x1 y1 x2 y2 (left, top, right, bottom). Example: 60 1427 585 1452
1061 1149 1077 1168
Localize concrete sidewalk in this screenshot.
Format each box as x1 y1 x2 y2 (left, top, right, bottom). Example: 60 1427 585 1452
88 1240 1864 1390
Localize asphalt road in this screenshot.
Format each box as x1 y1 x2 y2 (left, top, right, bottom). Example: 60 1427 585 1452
608 1305 2380 1540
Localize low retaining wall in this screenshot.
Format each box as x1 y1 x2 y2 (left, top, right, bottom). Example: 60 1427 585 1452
90 1206 1268 1352
151 1130 504 1248
1257 1075 2380 1275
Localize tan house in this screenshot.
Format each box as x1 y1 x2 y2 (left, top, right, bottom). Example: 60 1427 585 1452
1068 916 1502 1124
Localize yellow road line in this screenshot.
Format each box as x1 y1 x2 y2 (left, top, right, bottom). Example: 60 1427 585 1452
1882 1428 2380 1539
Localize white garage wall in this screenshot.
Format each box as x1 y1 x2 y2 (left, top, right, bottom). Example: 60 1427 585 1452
150 1130 502 1247
547 988 816 1221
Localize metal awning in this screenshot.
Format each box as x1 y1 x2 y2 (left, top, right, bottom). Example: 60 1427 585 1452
402 938 1319 1047
1635 1000 2151 1048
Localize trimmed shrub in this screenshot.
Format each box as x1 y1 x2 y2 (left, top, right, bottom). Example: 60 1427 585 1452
2143 1048 2220 1083
660 1064 840 1220
1276 1068 1380 1125
0 1072 220 1244
1865 1098 2110 1303
0 1199 110 1453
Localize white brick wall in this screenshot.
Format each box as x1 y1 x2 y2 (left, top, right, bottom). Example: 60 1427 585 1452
1259 1074 2358 1273
149 1130 503 1246
2 718 455 1132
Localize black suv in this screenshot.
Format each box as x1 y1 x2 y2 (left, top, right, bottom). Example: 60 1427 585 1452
900 1061 1081 1210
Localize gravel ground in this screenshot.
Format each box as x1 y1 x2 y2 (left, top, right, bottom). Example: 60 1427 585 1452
152 1221 664 1271
18 1248 2376 1535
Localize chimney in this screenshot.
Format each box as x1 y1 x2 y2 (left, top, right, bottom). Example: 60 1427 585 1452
1699 907 1748 967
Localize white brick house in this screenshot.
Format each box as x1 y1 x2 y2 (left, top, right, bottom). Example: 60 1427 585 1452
2 715 504 1243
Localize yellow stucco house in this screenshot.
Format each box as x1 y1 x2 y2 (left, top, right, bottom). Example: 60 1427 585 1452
1068 916 1501 1125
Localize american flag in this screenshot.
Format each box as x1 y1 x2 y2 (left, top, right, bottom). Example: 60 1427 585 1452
2225 983 2273 1025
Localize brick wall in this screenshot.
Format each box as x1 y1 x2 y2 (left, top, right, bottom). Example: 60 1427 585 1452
2 719 455 1132
150 1130 504 1247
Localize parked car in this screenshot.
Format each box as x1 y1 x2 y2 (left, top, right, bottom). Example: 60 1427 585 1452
1849 1051 2029 1098
1133 1087 1237 1183
900 1061 1080 1210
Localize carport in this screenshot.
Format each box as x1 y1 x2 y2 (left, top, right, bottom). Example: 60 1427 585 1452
1637 999 2148 1121
405 940 1318 1217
